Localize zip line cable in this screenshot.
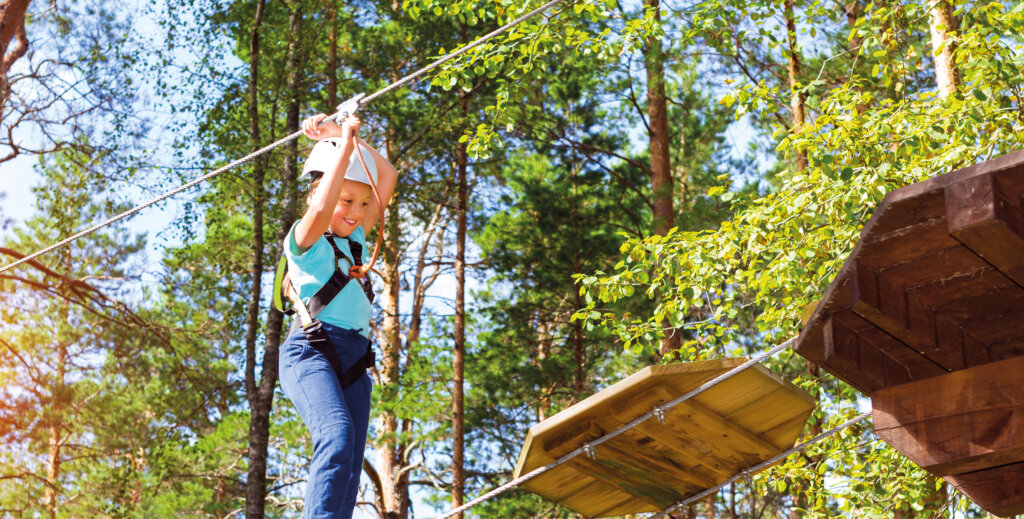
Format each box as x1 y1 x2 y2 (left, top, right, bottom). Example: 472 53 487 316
648 412 871 519
432 337 797 519
0 0 566 275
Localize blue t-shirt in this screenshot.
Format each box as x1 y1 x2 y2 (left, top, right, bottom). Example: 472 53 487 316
285 221 372 337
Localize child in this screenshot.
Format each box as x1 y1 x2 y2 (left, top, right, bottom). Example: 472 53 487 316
278 112 398 519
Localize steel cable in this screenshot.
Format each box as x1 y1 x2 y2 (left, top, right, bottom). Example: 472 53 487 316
0 0 566 274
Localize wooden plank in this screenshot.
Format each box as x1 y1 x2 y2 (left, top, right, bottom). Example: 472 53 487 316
872 355 1024 476
909 264 1012 310
795 273 854 367
540 419 603 455
617 427 727 488
557 480 638 519
962 332 992 367
723 386 815 444
862 190 947 238
852 280 965 372
521 470 602 504
963 307 1024 346
945 461 1024 517
596 434 705 493
628 420 738 485
757 411 816 452
679 399 786 457
947 171 1024 288
934 285 1024 325
870 150 1024 237
986 337 1024 361
689 370 781 417
824 310 938 392
824 314 868 390
596 497 660 519
858 218 960 271
562 455 683 507
875 247 984 326
862 325 947 385
934 286 1024 363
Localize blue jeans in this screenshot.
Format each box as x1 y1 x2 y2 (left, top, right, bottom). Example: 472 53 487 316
279 322 373 519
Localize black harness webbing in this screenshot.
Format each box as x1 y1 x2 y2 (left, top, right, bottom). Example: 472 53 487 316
284 232 376 389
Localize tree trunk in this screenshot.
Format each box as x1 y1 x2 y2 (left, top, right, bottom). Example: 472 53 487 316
784 0 807 171
0 0 32 112
245 4 299 517
374 137 411 519
44 250 73 518
327 2 337 109
535 319 552 421
244 0 268 514
643 0 679 357
243 0 266 405
451 98 469 518
45 347 65 519
569 163 586 396
643 0 672 237
643 2 678 357
845 1 862 54
928 0 959 99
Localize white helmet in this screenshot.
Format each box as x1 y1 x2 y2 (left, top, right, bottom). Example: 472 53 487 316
301 138 379 185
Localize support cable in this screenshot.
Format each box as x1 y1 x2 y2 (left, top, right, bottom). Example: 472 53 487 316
648 412 871 519
0 0 566 275
431 338 795 519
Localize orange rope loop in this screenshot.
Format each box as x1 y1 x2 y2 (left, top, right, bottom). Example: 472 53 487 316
348 134 385 280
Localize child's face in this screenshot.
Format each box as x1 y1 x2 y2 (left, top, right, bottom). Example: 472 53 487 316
331 179 372 236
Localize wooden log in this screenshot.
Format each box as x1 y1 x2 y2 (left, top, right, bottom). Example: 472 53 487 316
872 355 1024 476
944 461 1024 517
947 172 1024 288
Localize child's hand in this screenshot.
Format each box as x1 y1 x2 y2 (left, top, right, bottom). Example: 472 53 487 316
340 114 360 141
302 113 335 140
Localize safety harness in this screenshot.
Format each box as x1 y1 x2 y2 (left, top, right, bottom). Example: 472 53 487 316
274 233 376 389
273 125 387 390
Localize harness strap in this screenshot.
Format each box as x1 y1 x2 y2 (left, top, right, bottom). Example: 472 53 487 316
325 234 375 305
300 320 375 389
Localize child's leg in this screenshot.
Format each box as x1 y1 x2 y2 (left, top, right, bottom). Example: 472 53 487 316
278 331 359 519
340 373 372 515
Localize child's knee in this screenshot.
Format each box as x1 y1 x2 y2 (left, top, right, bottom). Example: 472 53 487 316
314 421 356 463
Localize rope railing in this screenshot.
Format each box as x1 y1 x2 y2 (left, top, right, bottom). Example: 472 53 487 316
0 0 567 275
431 338 796 519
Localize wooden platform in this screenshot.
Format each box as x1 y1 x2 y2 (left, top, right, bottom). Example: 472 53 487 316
793 150 1024 516
512 359 814 518
795 150 1024 394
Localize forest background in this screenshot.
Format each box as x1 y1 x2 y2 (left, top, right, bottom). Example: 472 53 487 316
0 0 1020 517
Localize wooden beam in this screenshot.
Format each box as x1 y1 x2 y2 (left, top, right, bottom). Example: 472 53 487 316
562 455 683 507
945 461 1024 517
872 355 1024 476
947 172 1024 288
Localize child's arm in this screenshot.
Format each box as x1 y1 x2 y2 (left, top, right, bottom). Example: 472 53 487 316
293 114 360 250
356 136 399 233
